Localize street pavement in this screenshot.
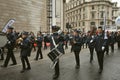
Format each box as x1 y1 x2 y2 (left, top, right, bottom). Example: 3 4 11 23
0 44 120 80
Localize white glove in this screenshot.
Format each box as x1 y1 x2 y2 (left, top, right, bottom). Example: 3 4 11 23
102 46 105 51
8 41 11 44
90 40 93 43
57 30 62 35
21 43 23 45
92 36 94 38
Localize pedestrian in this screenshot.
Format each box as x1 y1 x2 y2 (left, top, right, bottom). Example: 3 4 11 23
94 27 107 73
1 26 17 67
72 29 82 69
19 31 31 73
34 31 43 60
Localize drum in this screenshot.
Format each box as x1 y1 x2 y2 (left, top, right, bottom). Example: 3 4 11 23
47 47 63 69
47 48 63 62
0 33 7 47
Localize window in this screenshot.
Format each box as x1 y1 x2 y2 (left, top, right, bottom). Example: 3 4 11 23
83 14 85 19
91 22 95 25
92 5 94 10
83 22 85 26
79 22 81 26
100 21 104 25
101 12 104 18
91 12 95 19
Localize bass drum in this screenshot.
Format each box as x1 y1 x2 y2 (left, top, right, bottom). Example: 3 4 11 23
0 33 7 47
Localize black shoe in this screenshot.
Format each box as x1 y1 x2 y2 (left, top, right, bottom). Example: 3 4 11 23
98 69 103 74
53 74 59 79
20 70 25 73
90 59 93 63
75 65 80 69
26 67 31 70
34 59 38 61
1 65 7 68
39 57 43 59
0 59 4 60
10 63 17 66
106 52 109 55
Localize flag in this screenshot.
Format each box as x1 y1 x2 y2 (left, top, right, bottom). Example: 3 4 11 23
2 19 15 33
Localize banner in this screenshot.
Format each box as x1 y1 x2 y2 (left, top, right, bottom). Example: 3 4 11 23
2 19 15 33
115 16 120 27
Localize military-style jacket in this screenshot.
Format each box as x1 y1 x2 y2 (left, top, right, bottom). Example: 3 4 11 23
72 35 82 52
94 34 107 52
49 33 65 54
20 37 31 57
87 35 95 48
6 32 16 50
36 36 43 47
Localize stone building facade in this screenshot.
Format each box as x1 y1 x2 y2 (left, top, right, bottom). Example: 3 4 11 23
0 0 47 33
65 0 120 32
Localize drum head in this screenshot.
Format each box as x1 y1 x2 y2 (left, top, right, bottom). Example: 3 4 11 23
47 48 63 62
0 35 7 47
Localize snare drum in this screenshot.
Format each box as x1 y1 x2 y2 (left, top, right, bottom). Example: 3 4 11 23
47 48 63 62
0 33 7 47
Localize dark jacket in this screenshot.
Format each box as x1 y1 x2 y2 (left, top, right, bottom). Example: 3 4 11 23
109 34 115 45
72 35 82 52
20 37 31 57
116 34 120 42
88 35 95 48
94 34 106 52
49 33 65 54
36 36 43 47
5 32 16 50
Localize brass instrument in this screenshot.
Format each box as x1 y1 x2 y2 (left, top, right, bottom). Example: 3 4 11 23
16 37 23 44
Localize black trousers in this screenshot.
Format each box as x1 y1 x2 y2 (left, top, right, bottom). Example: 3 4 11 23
96 51 104 70
21 56 30 70
105 45 109 54
117 41 120 49
55 60 59 76
0 48 4 60
71 46 73 52
89 47 94 62
74 51 80 66
65 41 68 49
4 49 17 67
110 44 114 52
44 42 47 49
35 47 43 60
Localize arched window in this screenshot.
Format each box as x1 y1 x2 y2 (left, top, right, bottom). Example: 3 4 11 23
100 21 104 25
90 22 95 25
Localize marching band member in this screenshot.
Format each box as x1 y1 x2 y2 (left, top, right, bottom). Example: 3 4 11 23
87 31 95 63
49 26 64 79
19 31 31 73
94 27 107 73
1 26 17 67
34 31 43 60
116 32 120 49
72 29 82 69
